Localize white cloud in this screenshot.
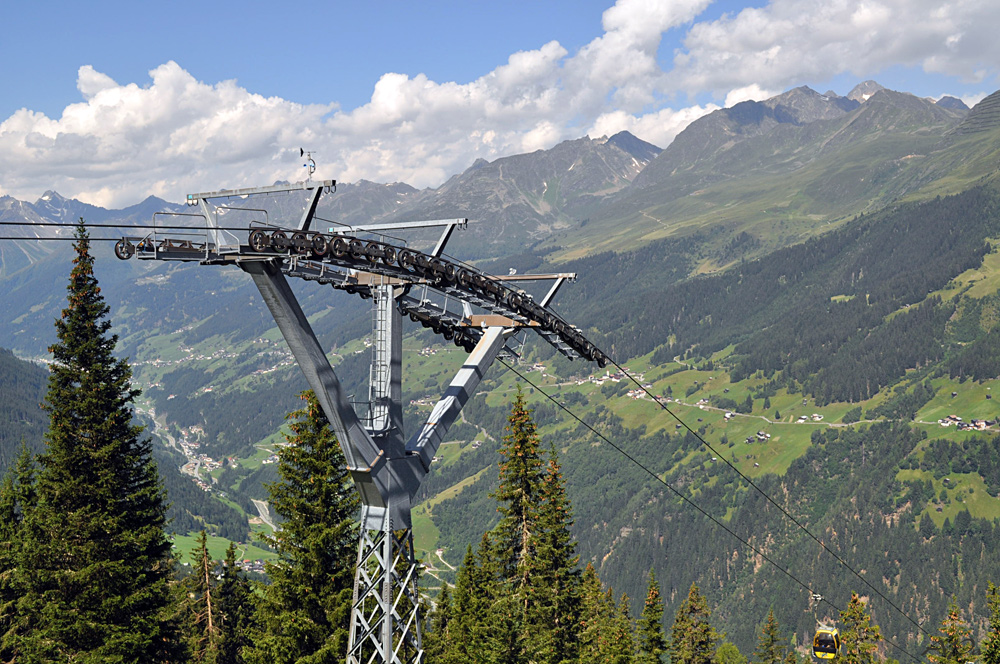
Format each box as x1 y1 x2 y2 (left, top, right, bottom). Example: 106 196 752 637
724 84 781 107
0 62 333 207
669 0 1000 96
588 104 719 148
1 0 998 207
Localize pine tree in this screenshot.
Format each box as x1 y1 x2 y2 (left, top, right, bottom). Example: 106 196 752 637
578 563 609 664
440 545 481 663
491 385 545 587
215 542 254 664
925 597 974 664
668 583 720 664
245 390 359 664
609 592 636 664
838 592 882 664
180 531 221 661
523 445 582 664
580 577 634 664
636 569 666 664
983 583 1000 664
423 583 452 662
3 219 175 662
0 447 35 661
754 609 785 664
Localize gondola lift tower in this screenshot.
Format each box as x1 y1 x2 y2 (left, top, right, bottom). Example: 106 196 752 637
114 173 606 663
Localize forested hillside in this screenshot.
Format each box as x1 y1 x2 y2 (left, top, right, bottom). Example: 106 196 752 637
411 181 1000 654
0 349 47 466
6 82 1000 660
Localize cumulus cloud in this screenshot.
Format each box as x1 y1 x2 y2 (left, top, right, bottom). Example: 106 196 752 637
669 0 1000 96
0 62 333 207
1 0 998 207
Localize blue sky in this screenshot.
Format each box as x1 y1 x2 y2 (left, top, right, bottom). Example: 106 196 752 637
2 0 998 207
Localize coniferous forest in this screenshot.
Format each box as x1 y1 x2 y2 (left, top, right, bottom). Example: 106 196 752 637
7 193 1000 664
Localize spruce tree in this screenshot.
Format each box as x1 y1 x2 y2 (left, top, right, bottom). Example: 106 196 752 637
523 445 582 664
180 530 220 661
245 390 358 664
440 545 479 663
491 384 545 587
215 542 254 664
838 592 882 664
609 592 636 664
423 583 452 662
3 220 175 662
754 609 785 664
925 597 974 664
636 569 666 664
0 447 35 662
578 563 608 664
983 583 1000 664
668 583 720 664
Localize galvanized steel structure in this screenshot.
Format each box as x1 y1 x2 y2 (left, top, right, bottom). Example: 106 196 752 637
114 179 604 663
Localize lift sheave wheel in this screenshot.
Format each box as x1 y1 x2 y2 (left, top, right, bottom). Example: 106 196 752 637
114 239 134 260
248 229 269 252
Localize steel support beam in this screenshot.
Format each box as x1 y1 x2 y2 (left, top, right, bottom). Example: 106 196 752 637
407 325 507 470
241 260 423 528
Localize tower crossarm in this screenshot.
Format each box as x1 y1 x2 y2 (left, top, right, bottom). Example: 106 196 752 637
405 325 509 479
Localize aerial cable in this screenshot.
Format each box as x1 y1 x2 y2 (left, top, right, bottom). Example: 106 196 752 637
498 357 925 664
0 220 282 233
591 350 931 639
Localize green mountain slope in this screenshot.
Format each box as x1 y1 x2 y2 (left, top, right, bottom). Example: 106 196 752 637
5 81 1000 655
409 182 1000 654
548 88 981 266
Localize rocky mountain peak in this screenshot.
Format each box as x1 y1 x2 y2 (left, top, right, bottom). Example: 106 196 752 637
607 131 661 163
936 95 970 111
848 80 886 102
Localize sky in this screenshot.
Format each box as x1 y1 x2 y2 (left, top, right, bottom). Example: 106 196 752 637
1 0 998 208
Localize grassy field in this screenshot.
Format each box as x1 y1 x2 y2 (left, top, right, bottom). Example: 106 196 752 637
896 469 1000 526
170 532 278 564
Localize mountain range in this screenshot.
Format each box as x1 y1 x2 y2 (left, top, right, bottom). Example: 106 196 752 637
4 79 1000 654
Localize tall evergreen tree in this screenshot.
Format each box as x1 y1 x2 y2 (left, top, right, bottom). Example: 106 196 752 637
0 446 36 662
637 569 667 664
610 592 636 664
245 390 358 664
668 583 719 664
442 389 586 663
439 545 483 664
523 445 582 664
179 530 221 661
2 219 175 662
983 583 1000 664
925 598 974 664
423 583 452 662
491 385 545 587
838 592 882 664
215 542 254 664
753 609 785 664
579 563 611 664
579 570 635 664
